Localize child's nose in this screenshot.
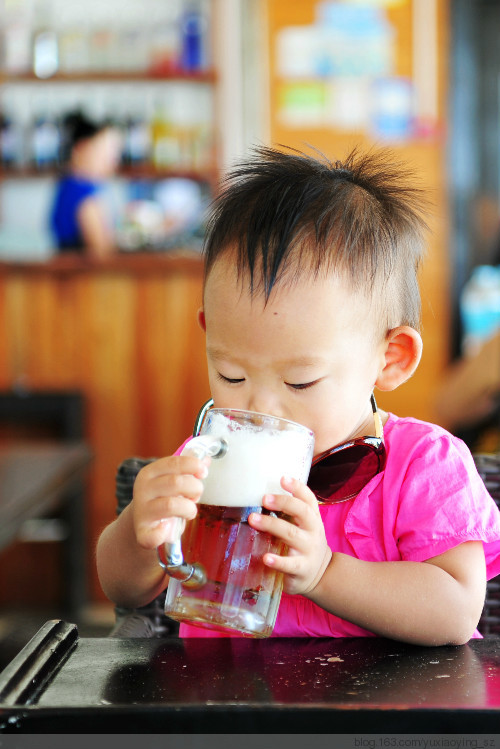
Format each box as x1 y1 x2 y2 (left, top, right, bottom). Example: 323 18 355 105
248 391 284 419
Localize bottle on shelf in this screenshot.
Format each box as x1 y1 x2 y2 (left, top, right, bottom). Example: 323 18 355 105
460 265 500 356
150 99 180 170
58 25 90 74
117 26 150 73
32 2 59 79
88 26 115 73
2 9 32 75
32 28 59 79
180 1 209 72
30 106 61 171
123 112 152 167
0 111 24 170
149 22 181 75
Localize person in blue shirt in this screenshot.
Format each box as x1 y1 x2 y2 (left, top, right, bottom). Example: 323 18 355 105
50 111 122 257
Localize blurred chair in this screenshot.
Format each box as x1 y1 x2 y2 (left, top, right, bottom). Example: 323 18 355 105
0 389 84 442
474 453 500 637
109 457 179 638
0 389 88 616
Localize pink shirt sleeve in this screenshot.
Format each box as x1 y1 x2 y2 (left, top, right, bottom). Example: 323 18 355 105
385 419 500 577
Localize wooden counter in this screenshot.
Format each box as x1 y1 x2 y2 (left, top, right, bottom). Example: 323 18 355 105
0 250 207 276
0 251 210 603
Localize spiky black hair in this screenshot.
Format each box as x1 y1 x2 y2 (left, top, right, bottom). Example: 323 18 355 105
203 145 429 329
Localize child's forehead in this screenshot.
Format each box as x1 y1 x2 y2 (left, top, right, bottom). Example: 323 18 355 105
203 255 379 327
203 260 386 364
204 253 364 303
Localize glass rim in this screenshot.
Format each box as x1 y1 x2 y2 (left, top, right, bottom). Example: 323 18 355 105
194 398 315 438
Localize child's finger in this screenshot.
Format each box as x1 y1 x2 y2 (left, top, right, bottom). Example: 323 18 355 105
138 455 210 483
136 520 182 550
135 496 198 548
140 494 199 526
261 491 318 530
142 472 206 503
249 509 309 552
280 476 318 506
261 550 304 576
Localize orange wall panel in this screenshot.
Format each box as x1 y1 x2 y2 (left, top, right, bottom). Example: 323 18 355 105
265 0 450 423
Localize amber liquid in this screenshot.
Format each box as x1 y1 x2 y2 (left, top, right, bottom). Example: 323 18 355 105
164 503 286 637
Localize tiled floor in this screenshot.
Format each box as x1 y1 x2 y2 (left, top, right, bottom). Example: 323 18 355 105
0 604 115 672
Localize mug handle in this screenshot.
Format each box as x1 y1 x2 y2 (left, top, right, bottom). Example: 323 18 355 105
156 434 227 589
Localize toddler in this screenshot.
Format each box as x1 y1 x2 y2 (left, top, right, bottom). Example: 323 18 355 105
50 110 122 257
97 146 500 645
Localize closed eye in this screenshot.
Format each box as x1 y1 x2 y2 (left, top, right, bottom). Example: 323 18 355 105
217 372 245 385
286 380 320 390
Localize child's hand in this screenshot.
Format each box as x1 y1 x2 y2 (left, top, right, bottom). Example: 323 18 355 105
248 477 332 596
131 455 209 550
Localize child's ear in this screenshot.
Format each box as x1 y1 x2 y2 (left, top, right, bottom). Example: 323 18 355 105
375 326 423 392
197 307 206 332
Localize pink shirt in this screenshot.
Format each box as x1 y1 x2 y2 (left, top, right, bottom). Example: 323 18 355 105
176 414 500 638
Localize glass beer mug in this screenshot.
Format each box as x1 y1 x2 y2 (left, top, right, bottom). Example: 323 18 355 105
158 401 315 637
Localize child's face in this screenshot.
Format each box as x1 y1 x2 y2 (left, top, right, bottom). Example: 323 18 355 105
200 255 389 457
74 128 122 179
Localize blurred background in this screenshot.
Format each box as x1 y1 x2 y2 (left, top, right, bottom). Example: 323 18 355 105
1 0 499 652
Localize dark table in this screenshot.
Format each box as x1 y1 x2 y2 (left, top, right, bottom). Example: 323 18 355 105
0 442 92 615
1 620 500 733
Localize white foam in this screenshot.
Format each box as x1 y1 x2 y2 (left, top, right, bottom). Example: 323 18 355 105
192 411 314 507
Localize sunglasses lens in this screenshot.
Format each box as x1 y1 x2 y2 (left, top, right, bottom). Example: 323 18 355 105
308 445 382 502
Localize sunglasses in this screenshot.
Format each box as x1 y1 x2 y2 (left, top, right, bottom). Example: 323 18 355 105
193 395 386 505
307 395 386 504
